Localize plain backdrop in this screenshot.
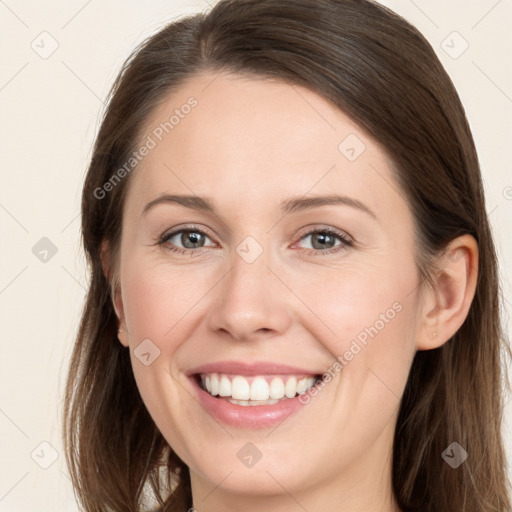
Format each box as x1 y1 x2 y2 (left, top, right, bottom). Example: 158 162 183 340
1 0 511 510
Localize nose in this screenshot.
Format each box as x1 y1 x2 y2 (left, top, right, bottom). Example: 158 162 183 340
206 246 293 342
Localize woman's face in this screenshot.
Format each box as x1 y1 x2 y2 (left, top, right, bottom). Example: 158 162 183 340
114 71 424 507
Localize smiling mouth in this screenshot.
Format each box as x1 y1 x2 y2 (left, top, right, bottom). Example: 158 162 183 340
194 372 321 406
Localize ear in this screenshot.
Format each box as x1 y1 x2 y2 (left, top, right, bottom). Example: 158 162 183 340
416 234 479 350
100 240 129 347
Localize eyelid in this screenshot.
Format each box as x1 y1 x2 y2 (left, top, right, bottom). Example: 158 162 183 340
158 224 217 244
157 223 354 255
292 224 353 245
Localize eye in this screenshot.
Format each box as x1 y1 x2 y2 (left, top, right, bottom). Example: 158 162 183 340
294 226 353 255
157 225 353 256
158 226 216 254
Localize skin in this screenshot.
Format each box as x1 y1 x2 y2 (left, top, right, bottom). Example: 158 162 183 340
106 71 478 512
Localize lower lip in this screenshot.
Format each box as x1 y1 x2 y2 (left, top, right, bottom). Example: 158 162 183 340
190 376 312 429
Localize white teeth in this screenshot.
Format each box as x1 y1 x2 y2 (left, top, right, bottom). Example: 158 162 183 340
229 398 280 406
218 375 231 397
285 376 297 398
210 373 219 396
269 377 285 399
250 376 270 401
232 399 250 406
200 373 317 403
231 376 250 400
297 377 308 394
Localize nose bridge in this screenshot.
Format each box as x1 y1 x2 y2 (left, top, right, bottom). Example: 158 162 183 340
207 235 292 340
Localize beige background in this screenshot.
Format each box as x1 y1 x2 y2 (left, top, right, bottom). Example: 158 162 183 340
0 0 510 510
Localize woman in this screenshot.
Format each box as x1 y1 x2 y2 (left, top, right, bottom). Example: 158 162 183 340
63 0 511 510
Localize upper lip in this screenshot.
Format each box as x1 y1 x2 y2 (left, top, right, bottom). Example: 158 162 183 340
187 361 321 377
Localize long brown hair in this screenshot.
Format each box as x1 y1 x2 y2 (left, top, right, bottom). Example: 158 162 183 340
63 0 511 510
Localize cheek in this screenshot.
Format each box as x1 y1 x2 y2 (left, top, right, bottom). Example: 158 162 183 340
292 260 419 420
291 261 417 354
119 260 202 408
294 270 418 464
119 262 200 456
121 258 209 340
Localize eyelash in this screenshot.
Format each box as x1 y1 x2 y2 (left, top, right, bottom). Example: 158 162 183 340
157 225 353 256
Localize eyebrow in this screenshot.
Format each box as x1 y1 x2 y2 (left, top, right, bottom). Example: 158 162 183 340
142 193 377 220
280 195 376 219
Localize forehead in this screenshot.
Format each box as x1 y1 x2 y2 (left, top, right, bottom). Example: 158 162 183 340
125 71 405 220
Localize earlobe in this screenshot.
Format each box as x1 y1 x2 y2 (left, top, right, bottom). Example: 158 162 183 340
117 324 129 347
417 234 479 351
100 240 129 347
114 290 130 348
